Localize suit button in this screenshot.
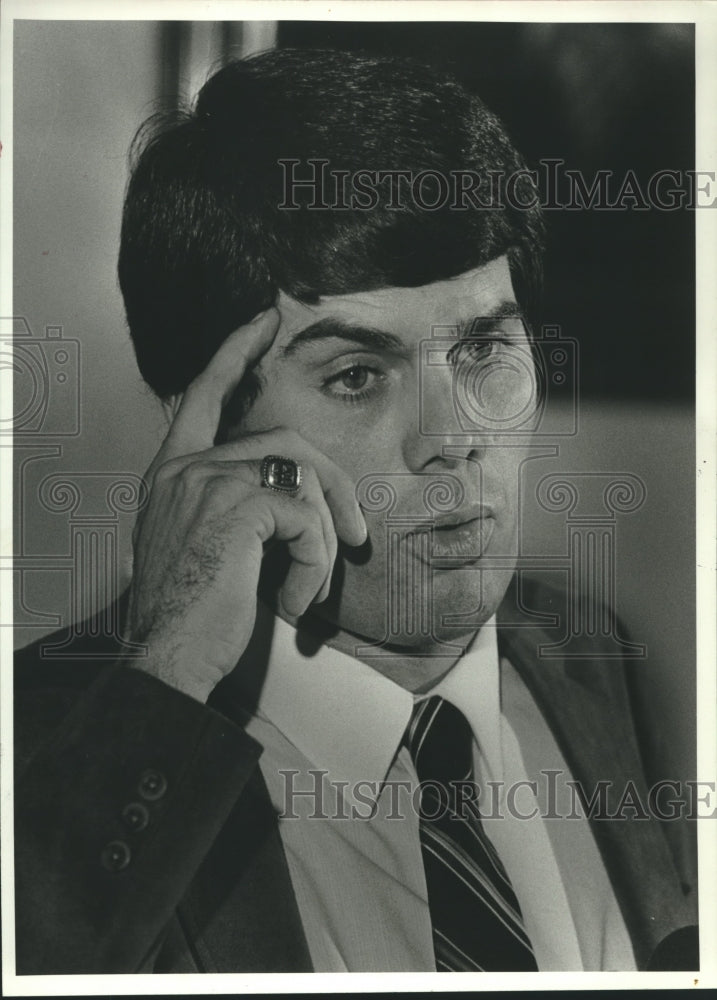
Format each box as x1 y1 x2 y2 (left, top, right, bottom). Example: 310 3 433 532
122 801 150 832
101 840 131 872
138 769 167 801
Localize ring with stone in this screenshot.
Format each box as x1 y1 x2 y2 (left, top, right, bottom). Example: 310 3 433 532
260 455 303 496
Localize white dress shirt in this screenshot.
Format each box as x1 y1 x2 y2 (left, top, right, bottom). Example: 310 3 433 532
234 607 636 972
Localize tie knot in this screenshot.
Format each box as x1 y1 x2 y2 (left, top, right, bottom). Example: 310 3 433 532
404 695 475 786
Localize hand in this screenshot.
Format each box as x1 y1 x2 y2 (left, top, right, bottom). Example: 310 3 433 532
126 309 367 703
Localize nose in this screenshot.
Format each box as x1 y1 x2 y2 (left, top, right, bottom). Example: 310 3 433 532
401 362 488 472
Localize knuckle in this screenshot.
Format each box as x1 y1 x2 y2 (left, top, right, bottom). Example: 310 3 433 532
153 456 183 485
200 479 234 514
178 462 208 489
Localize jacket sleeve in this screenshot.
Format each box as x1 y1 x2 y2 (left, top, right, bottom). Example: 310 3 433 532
14 661 262 974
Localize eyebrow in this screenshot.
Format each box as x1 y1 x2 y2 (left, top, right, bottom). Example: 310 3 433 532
280 318 408 358
279 300 524 358
457 300 524 337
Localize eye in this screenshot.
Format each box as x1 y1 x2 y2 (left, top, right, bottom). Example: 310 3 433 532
322 362 385 404
340 366 369 390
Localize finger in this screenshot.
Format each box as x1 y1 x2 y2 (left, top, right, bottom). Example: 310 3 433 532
237 493 330 618
299 467 338 604
203 458 338 604
157 308 280 466
209 430 367 548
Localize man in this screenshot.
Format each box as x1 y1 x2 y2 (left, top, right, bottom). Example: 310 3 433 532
14 48 697 974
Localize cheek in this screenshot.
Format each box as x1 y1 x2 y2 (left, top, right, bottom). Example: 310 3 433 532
236 370 400 482
490 445 530 532
298 413 397 485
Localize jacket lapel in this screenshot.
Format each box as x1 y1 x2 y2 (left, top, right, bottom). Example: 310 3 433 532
497 576 696 970
179 766 313 972
155 763 313 973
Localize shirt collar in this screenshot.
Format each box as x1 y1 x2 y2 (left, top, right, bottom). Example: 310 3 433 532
237 608 414 807
235 605 500 806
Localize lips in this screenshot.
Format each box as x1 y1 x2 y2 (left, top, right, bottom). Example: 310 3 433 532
430 515 495 564
431 503 494 529
403 504 497 567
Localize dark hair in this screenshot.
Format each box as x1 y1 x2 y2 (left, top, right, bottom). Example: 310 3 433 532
118 47 544 418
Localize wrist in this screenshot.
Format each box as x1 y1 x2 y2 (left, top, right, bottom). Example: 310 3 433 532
129 642 222 705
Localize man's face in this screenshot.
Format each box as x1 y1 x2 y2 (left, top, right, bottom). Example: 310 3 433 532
234 255 536 655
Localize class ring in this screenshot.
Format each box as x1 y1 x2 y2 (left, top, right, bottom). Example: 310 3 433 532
261 455 303 497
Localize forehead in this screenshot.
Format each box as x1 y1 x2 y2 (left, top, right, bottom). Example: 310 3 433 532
274 256 516 347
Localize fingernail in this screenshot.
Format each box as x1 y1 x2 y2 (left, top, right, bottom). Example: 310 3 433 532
356 505 368 543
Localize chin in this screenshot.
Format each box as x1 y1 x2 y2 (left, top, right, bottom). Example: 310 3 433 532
424 564 514 642
328 559 515 654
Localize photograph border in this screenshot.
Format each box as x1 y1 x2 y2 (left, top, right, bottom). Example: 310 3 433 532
1 1 715 993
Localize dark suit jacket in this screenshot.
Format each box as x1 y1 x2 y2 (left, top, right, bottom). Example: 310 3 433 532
14 576 698 974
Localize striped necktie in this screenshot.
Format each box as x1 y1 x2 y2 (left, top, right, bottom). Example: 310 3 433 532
405 695 538 972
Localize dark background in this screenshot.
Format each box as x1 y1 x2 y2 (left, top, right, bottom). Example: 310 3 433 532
273 21 695 403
